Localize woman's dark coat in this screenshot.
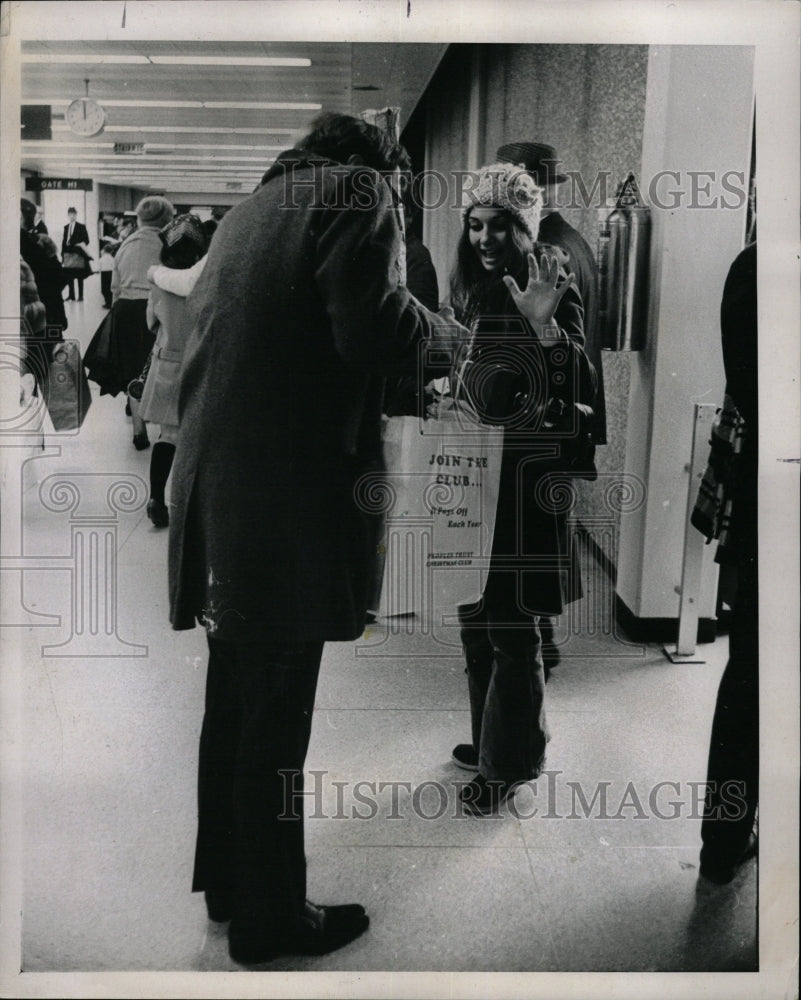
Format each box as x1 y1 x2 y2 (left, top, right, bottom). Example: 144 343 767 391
538 211 606 444
459 269 597 616
168 157 446 642
34 254 68 332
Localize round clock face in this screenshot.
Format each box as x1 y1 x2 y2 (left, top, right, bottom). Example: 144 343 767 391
66 98 106 137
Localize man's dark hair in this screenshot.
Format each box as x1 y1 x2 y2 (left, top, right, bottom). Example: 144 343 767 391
295 112 404 173
20 198 37 228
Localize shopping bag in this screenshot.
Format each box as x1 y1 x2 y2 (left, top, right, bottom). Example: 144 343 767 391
43 340 92 431
62 250 94 276
62 250 86 271
375 401 503 620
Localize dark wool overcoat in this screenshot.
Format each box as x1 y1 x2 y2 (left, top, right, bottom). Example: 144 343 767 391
460 272 597 617
538 211 606 444
168 157 445 642
720 241 757 565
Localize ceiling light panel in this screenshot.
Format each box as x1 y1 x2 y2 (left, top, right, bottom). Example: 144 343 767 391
24 141 285 151
148 56 312 67
23 54 311 67
28 99 322 111
22 54 152 64
52 124 297 136
27 153 270 161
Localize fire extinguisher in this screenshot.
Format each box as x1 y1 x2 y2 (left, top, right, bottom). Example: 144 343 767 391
598 173 651 351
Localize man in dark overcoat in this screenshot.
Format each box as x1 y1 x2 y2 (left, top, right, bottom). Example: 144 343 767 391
168 113 463 965
699 241 758 884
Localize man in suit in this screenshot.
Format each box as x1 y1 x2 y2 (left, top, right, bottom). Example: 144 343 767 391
61 206 90 301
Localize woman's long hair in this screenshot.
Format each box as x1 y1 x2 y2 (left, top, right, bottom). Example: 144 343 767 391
449 209 535 329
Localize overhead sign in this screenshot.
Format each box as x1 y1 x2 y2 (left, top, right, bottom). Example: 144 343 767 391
21 105 52 141
25 177 93 192
114 142 145 155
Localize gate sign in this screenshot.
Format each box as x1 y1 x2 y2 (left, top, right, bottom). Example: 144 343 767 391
25 177 93 192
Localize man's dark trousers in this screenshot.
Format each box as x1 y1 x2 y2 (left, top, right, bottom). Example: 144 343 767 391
193 634 325 937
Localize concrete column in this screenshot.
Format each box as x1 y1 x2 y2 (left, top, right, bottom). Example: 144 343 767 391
616 45 755 628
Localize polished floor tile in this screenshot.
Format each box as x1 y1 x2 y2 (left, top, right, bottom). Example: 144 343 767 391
14 296 757 974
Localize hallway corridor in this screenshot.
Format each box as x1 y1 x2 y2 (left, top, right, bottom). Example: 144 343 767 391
15 296 757 974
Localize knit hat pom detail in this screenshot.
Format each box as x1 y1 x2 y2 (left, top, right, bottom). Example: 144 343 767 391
462 162 543 240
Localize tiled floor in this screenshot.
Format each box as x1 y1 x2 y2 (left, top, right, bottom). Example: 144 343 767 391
15 295 757 973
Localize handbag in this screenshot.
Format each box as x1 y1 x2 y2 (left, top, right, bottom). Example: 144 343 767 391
127 349 153 400
62 250 86 271
43 340 92 431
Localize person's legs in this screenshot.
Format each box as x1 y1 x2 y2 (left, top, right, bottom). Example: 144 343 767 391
538 614 561 679
192 636 241 904
457 577 550 814
192 635 341 953
100 271 112 308
77 276 84 300
457 600 494 756
700 557 758 880
194 634 328 925
479 606 549 784
227 638 324 943
147 439 176 527
129 394 149 448
66 277 75 300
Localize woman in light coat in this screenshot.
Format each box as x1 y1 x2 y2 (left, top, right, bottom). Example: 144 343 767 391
139 214 208 527
110 195 174 448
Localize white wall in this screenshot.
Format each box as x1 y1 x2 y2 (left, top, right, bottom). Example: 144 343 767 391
616 45 755 620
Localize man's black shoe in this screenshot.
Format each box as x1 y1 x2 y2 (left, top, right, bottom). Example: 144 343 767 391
459 773 515 816
205 890 233 923
147 498 169 528
451 743 479 771
699 832 758 885
228 900 369 964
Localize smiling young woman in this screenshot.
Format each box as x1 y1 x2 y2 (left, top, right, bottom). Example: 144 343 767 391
446 162 597 816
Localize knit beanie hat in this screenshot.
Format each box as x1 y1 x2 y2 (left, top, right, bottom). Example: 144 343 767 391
135 195 175 230
159 213 207 269
462 162 543 241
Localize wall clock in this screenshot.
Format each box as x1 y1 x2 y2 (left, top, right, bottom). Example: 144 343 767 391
66 97 106 137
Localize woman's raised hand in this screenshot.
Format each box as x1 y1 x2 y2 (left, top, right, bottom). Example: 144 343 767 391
503 251 574 336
